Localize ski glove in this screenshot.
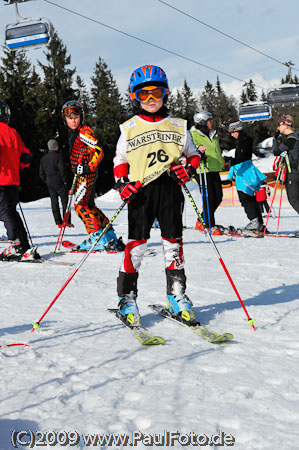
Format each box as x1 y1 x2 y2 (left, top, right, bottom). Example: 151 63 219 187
273 130 280 139
199 151 207 164
170 164 196 185
74 164 92 175
115 177 142 203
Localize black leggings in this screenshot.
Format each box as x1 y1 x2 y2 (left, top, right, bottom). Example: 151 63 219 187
198 171 223 228
238 190 263 221
286 172 299 214
0 185 28 246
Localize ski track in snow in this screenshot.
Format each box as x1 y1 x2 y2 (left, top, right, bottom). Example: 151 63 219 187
0 179 299 450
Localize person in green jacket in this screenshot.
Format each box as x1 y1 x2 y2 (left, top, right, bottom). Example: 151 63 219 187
190 111 224 235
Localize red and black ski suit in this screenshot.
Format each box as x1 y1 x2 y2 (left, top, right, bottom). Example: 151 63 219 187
69 125 109 234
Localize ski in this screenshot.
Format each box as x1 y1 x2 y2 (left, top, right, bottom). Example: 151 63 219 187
62 240 117 254
215 226 299 239
62 240 157 256
148 304 233 344
107 308 165 346
0 343 30 348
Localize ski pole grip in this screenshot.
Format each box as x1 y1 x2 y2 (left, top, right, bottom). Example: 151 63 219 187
135 180 142 190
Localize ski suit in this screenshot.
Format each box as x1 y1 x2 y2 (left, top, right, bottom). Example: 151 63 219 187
69 125 109 234
114 110 200 299
272 131 299 215
190 126 224 227
0 121 31 247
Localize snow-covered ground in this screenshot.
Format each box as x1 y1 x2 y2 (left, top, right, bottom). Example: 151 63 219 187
1 180 299 450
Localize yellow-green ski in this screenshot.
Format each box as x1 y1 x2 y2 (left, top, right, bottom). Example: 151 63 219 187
148 304 233 344
107 309 165 346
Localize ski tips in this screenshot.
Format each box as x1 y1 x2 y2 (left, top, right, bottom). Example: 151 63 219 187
31 322 40 333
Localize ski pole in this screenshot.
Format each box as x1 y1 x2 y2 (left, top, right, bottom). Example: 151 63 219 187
195 171 207 230
263 163 283 235
183 184 256 331
31 196 133 333
276 163 286 235
53 174 78 254
202 164 211 231
18 201 33 247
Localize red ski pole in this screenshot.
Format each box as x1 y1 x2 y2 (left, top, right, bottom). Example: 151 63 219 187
183 184 256 331
31 197 131 333
276 164 286 235
53 156 83 254
263 163 283 236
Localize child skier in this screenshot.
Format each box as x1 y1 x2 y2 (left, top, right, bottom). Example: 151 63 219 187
113 64 201 327
62 100 124 252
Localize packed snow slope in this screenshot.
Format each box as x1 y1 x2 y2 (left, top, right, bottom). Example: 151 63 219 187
0 179 299 450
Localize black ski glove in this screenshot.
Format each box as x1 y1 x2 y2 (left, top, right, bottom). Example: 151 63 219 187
273 130 280 139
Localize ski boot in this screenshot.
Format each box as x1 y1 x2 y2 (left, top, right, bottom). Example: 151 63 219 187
0 239 24 261
167 294 197 324
103 230 125 252
75 229 124 252
245 217 263 232
195 220 205 232
211 225 223 235
20 246 41 262
118 295 140 327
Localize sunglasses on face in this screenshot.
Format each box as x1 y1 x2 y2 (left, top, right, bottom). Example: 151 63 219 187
63 106 81 116
130 86 169 103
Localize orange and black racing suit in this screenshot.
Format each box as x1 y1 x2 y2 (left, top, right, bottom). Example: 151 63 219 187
69 125 109 234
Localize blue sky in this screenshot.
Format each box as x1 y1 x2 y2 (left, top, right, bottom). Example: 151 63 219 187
0 0 298 101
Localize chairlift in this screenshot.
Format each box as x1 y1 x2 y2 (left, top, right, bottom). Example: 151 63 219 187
267 84 299 107
4 0 53 50
5 19 53 49
239 103 272 123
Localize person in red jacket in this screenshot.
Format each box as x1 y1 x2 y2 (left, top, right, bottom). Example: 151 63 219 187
0 101 35 261
114 65 202 327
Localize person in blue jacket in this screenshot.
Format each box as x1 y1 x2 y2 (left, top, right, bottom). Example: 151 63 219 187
226 121 266 232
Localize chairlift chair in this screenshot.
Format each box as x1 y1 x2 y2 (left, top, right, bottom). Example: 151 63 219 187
267 84 299 107
5 18 53 50
239 103 272 123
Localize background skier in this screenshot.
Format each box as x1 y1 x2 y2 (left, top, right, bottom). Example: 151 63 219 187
39 139 72 228
190 111 224 235
272 116 299 216
0 101 38 261
62 100 124 252
226 121 266 232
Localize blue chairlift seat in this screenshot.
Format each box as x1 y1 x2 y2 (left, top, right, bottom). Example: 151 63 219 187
239 103 272 122
267 85 299 107
5 20 53 49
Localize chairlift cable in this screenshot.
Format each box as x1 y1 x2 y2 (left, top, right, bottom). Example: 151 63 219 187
156 0 299 73
42 0 265 89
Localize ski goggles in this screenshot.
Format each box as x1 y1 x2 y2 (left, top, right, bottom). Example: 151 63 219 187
130 86 169 102
63 106 81 116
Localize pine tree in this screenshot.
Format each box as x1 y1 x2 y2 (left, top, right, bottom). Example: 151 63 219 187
0 48 48 200
199 80 216 114
241 79 257 103
89 57 125 194
168 79 199 128
75 75 91 124
38 31 76 153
